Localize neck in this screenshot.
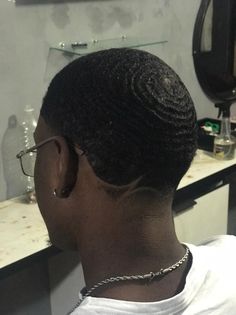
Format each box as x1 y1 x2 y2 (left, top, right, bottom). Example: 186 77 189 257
79 205 184 292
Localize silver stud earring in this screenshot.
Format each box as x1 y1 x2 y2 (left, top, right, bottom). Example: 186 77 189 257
53 189 58 197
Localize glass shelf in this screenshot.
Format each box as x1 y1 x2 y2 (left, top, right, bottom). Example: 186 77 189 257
51 37 167 56
45 37 167 82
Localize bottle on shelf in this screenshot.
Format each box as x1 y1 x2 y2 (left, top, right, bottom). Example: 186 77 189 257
213 103 236 160
21 105 37 202
2 115 26 199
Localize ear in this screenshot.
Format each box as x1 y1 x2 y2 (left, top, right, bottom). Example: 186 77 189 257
54 137 78 198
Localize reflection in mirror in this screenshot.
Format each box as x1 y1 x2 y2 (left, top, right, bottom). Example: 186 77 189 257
200 0 213 52
193 0 236 103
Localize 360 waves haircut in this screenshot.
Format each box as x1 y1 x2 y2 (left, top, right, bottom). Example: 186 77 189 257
41 48 197 192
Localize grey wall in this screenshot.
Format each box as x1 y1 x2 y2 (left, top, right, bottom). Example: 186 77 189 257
0 0 218 201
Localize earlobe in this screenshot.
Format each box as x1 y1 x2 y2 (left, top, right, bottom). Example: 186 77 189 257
53 187 73 198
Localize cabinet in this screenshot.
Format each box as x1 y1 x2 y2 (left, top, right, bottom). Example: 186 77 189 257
174 184 229 244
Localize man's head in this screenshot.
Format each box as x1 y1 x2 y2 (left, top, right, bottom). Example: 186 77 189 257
34 48 197 249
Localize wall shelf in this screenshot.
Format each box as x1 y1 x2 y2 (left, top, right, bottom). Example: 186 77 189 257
51 37 168 56
45 37 167 82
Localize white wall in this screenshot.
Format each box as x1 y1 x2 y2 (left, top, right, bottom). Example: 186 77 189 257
0 0 217 201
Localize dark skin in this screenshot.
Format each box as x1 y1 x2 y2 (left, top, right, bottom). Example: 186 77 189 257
34 116 191 302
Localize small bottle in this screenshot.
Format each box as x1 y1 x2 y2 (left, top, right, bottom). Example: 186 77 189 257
2 115 26 199
213 107 235 160
21 106 37 202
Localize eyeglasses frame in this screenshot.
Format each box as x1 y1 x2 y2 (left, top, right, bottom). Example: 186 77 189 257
16 136 83 178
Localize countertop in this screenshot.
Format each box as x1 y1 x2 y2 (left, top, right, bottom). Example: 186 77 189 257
1 150 236 272
178 150 236 189
0 199 49 271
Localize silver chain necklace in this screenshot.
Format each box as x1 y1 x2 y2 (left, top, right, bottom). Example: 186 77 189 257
67 245 190 314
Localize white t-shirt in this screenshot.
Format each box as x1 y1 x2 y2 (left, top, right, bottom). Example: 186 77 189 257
71 235 236 315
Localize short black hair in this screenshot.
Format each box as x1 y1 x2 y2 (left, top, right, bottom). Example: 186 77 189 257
41 48 197 193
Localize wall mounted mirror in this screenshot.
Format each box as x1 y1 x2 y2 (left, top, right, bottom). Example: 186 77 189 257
193 0 236 104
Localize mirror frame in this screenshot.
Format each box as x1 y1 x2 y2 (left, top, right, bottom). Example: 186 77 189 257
193 0 236 103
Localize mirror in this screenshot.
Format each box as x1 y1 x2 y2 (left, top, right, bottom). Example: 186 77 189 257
193 0 236 103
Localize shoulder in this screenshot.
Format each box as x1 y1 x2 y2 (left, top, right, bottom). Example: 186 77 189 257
183 235 236 312
198 234 236 259
188 235 236 283
189 234 236 255
200 234 236 247
71 307 98 315
71 298 104 315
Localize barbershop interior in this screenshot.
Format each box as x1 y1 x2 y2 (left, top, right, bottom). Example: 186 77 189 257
0 0 236 314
